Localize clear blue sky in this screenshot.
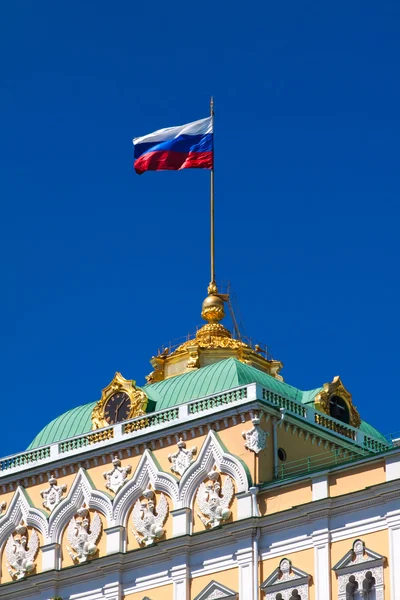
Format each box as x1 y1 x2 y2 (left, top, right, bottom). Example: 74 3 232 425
1 1 399 455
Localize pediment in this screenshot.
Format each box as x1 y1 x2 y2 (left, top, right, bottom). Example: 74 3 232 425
314 376 361 427
193 580 237 600
333 539 385 573
261 558 310 593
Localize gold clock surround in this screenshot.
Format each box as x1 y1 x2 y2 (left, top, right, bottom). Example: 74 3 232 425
314 376 361 428
91 372 148 430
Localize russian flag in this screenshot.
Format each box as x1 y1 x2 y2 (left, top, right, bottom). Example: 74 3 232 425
133 117 213 175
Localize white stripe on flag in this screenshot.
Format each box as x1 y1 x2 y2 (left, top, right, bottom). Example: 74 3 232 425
133 117 212 146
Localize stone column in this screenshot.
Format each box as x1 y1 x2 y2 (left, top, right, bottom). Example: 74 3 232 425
312 528 331 600
388 510 400 600
41 542 60 571
237 546 255 599
171 562 189 600
171 507 191 537
105 525 125 554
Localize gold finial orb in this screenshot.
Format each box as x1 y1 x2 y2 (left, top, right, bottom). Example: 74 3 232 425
201 291 225 323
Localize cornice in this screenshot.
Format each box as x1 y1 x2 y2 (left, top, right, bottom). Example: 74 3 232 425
0 477 398 598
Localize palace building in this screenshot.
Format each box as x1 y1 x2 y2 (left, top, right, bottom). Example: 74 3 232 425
0 286 399 600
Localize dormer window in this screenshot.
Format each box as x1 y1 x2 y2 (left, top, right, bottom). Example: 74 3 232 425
329 395 350 424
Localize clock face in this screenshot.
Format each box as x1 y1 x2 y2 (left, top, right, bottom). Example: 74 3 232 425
104 391 131 424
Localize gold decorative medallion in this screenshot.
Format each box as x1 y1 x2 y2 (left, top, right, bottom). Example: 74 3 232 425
91 372 148 430
314 376 361 428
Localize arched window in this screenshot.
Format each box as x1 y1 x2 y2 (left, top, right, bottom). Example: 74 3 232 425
362 571 376 599
330 395 350 424
262 558 310 599
345 575 358 599
333 539 384 600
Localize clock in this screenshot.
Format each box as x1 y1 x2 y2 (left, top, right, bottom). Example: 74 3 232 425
104 391 131 425
91 372 148 430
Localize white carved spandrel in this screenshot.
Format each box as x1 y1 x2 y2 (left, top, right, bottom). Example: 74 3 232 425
103 455 132 494
242 414 269 454
40 474 67 512
168 438 197 476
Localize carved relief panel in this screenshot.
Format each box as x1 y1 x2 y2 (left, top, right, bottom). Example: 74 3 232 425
4 521 40 580
131 485 169 547
196 467 234 529
261 558 310 600
333 539 385 600
65 505 102 564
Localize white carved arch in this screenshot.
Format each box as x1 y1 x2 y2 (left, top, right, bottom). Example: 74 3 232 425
112 449 179 526
178 430 251 508
0 486 49 547
48 468 113 543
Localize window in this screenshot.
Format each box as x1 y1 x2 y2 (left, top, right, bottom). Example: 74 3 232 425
261 558 310 600
329 395 350 424
278 448 287 462
332 540 384 600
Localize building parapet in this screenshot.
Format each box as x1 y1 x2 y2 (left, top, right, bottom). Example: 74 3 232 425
0 382 390 479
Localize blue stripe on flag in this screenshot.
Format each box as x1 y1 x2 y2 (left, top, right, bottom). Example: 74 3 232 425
134 133 213 159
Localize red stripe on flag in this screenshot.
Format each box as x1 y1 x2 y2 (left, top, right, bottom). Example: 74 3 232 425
134 150 213 175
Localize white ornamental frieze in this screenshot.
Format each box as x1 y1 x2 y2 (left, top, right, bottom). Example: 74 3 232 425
66 506 102 563
168 438 197 476
40 474 67 512
242 414 268 454
196 468 234 529
5 521 39 580
132 485 168 546
103 455 132 494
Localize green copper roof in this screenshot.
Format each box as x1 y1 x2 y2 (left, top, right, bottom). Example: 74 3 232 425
28 402 96 450
142 357 303 409
359 420 387 443
27 358 385 449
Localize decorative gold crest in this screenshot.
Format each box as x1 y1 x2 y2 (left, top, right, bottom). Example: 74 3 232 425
91 372 148 430
314 376 361 428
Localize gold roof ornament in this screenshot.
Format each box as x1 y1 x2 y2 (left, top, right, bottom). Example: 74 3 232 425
314 376 361 428
91 372 148 430
146 283 283 383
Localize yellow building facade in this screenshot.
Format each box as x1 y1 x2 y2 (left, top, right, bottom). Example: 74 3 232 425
0 290 398 600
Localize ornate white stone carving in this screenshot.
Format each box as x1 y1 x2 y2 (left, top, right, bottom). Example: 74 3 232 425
261 558 310 600
5 521 39 580
265 585 308 600
103 456 132 494
168 438 197 476
66 505 102 563
40 474 67 512
242 414 269 454
333 539 385 600
196 468 234 529
193 580 237 600
338 568 382 599
207 591 230 599
131 485 169 546
48 468 112 544
112 450 178 527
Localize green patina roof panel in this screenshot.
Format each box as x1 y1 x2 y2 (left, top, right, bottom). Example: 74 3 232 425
27 402 96 450
26 358 385 450
359 420 387 443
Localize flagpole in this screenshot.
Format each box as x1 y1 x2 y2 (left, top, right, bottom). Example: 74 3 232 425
209 96 216 293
